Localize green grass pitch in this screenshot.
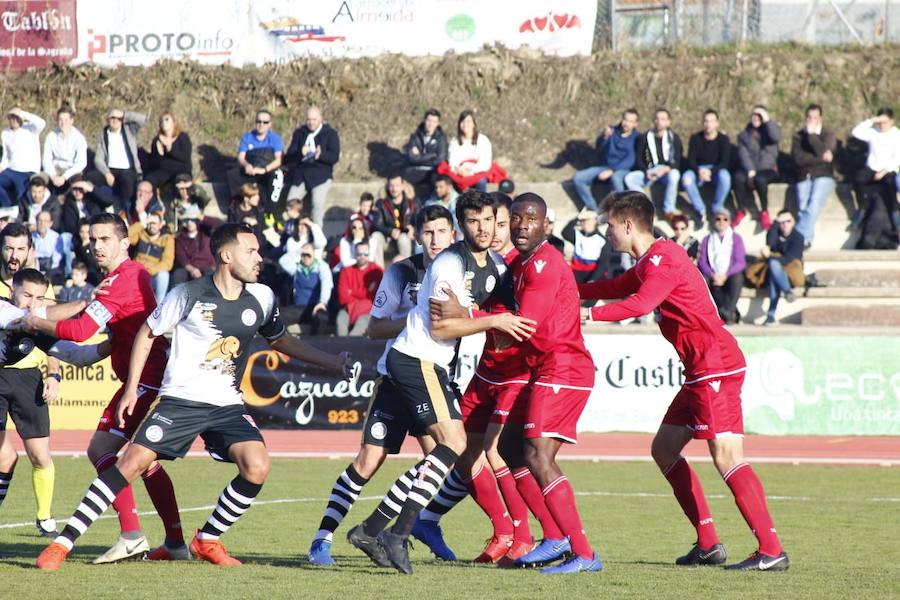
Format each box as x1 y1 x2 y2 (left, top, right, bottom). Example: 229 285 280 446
1 457 898 599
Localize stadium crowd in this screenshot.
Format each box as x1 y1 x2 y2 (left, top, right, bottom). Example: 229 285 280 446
0 102 897 333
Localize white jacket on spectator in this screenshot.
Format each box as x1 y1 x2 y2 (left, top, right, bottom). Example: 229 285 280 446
448 133 492 173
1 110 46 173
851 119 900 173
280 221 327 260
43 125 88 180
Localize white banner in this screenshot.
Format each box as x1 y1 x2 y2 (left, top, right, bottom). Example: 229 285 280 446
74 0 597 67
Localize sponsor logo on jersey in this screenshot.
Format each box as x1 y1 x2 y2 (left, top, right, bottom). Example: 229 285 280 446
708 379 721 393
151 413 173 425
145 424 164 443
197 302 218 311
693 423 709 431
649 254 663 267
370 421 387 440
534 259 547 274
241 308 257 327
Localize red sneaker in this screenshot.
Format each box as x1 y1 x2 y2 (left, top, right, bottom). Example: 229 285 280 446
190 531 242 566
474 534 514 563
733 210 747 227
36 542 69 571
497 538 535 567
760 211 772 230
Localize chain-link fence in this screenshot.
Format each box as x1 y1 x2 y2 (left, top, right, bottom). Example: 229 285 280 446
595 0 900 49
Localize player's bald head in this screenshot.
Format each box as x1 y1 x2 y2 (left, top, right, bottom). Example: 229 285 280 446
511 192 547 219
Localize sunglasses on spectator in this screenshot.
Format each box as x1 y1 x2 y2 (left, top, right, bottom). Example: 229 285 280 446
715 217 729 222
300 253 313 258
108 116 122 121
256 119 270 124
357 251 369 256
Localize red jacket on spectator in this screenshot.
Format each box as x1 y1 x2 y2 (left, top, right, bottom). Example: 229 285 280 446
337 262 383 324
175 230 215 272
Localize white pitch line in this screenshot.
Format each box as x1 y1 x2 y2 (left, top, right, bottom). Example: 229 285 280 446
2 490 897 532
38 450 900 467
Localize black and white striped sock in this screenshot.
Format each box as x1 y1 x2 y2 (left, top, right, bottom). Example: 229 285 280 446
198 476 262 540
362 463 418 537
419 467 468 522
314 465 368 542
0 470 13 509
392 445 459 537
56 467 129 550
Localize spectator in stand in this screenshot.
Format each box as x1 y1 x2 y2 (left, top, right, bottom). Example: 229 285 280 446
339 216 384 271
279 202 328 263
336 240 383 336
669 214 699 261
279 242 332 336
0 107 45 207
169 173 210 231
42 106 87 194
851 108 900 231
144 112 192 194
760 210 804 326
92 108 145 213
562 208 614 284
57 176 114 237
734 105 781 230
697 209 746 324
73 220 102 285
424 174 459 232
546 207 565 253
403 108 448 195
128 212 174 301
172 209 215 285
572 108 640 210
283 106 340 227
349 192 379 233
32 210 65 284
681 109 732 226
625 108 683 220
17 174 61 230
445 109 499 192
373 174 419 260
125 179 166 227
228 182 266 242
228 109 284 209
58 262 95 303
792 104 837 249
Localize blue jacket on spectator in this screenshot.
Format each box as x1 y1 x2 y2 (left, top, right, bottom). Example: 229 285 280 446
292 259 333 307
597 125 638 171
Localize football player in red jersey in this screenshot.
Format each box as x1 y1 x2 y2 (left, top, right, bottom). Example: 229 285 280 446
580 191 788 572
18 213 185 562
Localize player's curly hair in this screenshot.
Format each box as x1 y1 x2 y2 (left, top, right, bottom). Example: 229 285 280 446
455 190 495 226
600 191 654 232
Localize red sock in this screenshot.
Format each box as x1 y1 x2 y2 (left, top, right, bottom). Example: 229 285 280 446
467 465 514 536
723 463 783 556
94 453 141 533
494 467 532 543
662 457 720 549
142 462 184 546
542 476 593 559
513 467 563 540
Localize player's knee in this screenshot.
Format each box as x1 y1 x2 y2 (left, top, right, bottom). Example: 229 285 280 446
241 455 271 484
354 446 387 478
85 444 105 465
442 434 467 457
650 436 679 468
524 443 550 472
0 449 18 472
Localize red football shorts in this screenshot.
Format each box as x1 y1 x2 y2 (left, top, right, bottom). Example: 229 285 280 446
663 372 745 440
524 384 590 444
461 376 529 434
97 382 161 440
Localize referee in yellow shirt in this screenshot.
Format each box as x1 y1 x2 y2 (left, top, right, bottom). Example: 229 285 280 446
0 223 62 537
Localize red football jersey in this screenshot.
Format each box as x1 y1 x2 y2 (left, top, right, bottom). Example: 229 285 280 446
475 247 530 383
580 238 745 383
512 241 594 387
56 259 169 385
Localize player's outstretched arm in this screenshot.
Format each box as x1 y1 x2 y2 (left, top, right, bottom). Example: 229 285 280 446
270 335 354 378
431 312 536 341
118 323 157 428
44 300 89 322
586 270 676 323
578 269 642 301
48 339 112 367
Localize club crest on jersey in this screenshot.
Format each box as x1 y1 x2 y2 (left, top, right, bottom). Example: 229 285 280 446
485 275 496 293
370 421 387 440
144 425 164 443
534 259 547 274
708 380 722 393
649 255 663 266
241 308 257 327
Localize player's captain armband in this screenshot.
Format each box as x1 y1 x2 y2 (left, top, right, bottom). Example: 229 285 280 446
85 300 113 327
